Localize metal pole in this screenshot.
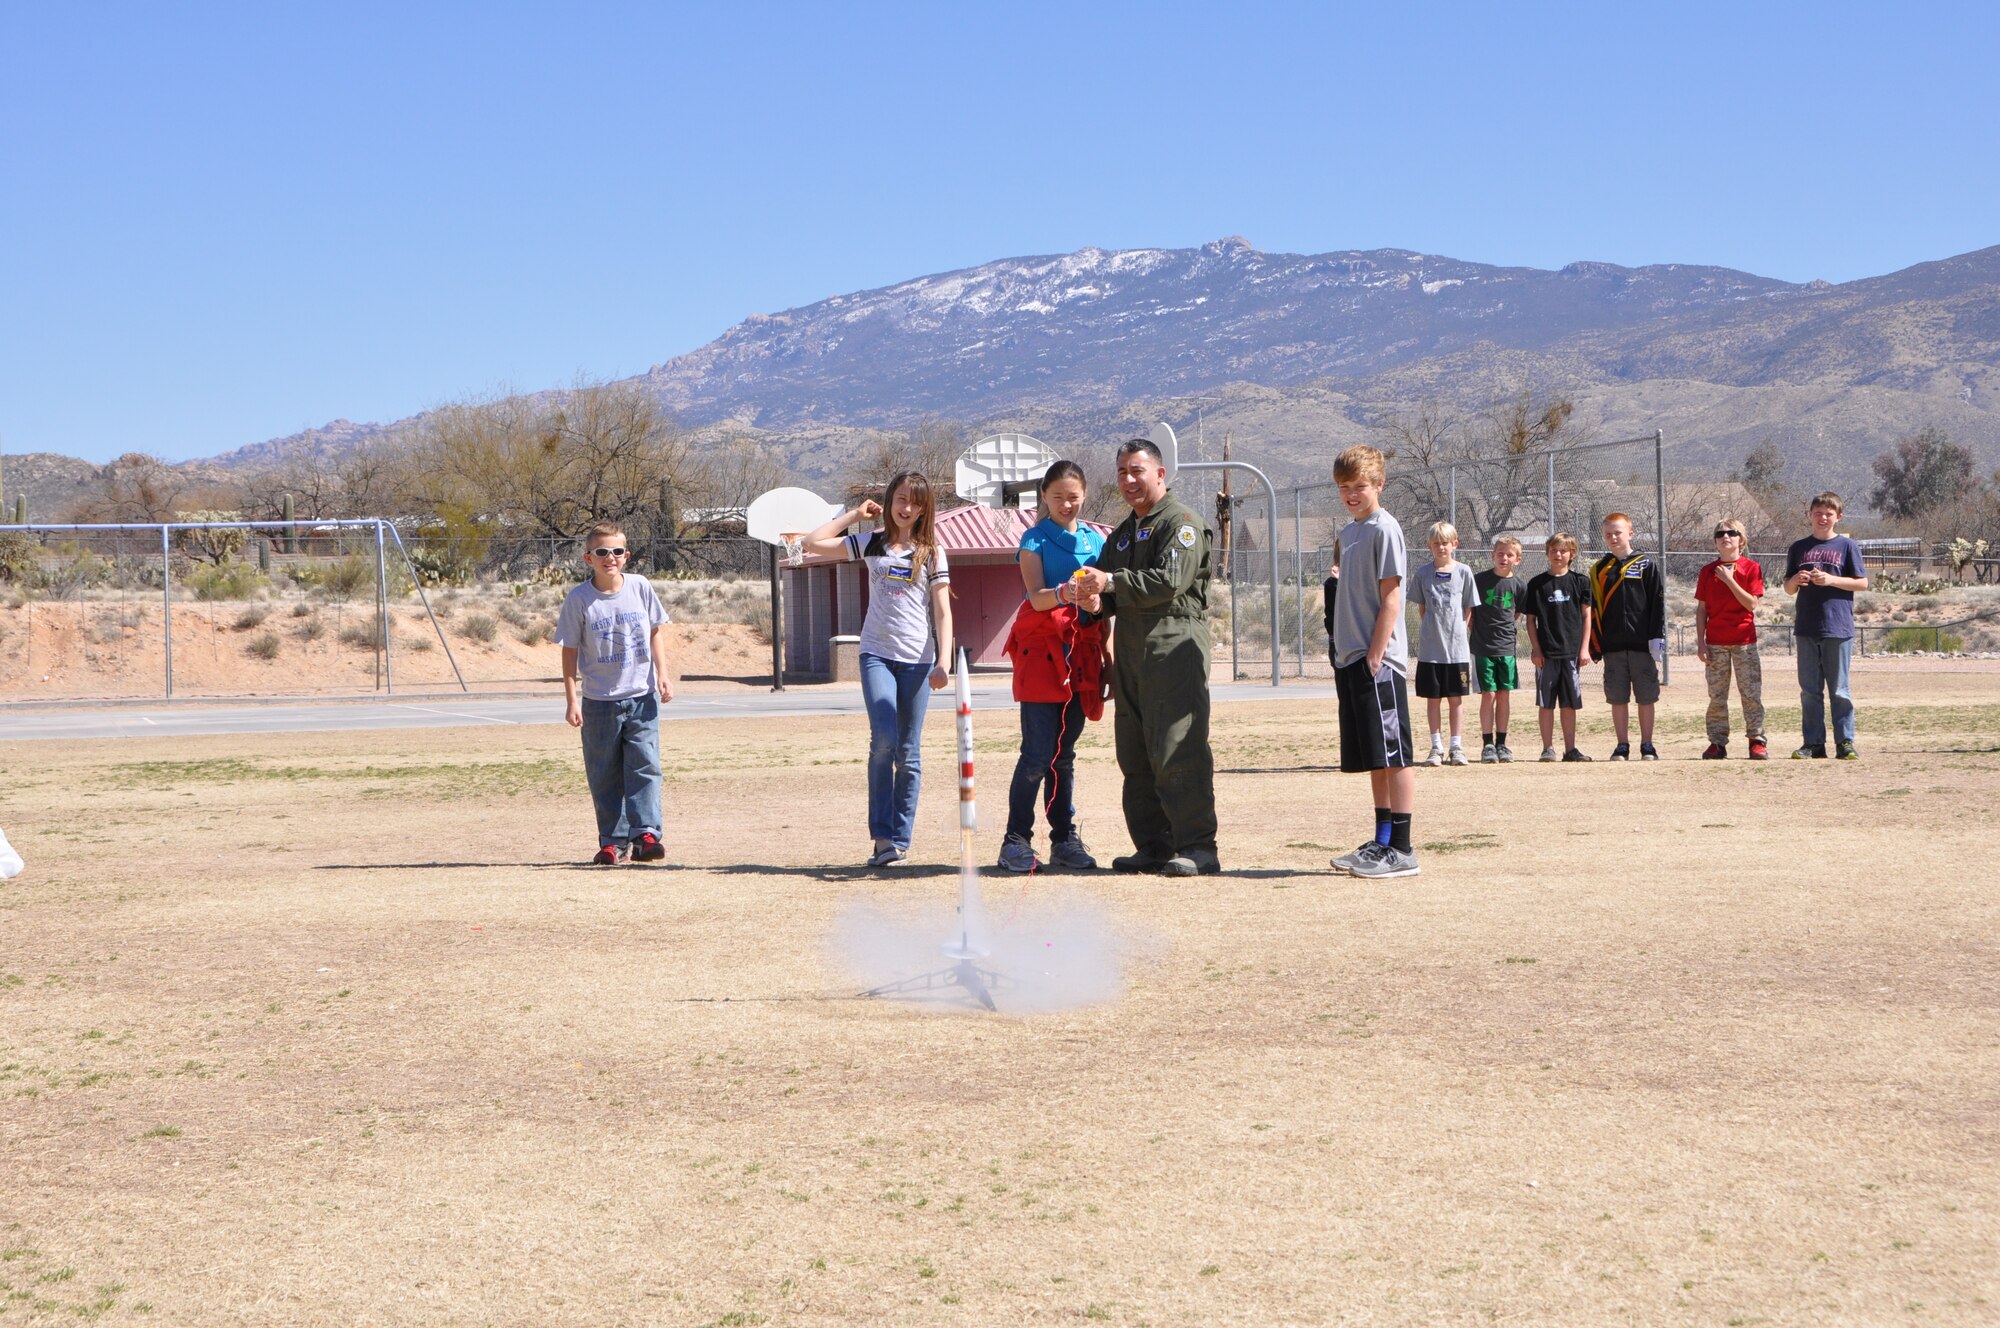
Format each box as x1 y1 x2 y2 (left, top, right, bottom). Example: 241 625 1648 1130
769 544 786 692
385 525 467 691
376 520 392 694
161 526 173 699
1228 535 1240 680
1294 488 1305 679
1448 465 1458 534
1546 452 1557 540
1653 430 1669 685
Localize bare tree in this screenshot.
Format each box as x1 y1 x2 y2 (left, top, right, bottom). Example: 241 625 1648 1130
843 420 966 504
64 453 241 524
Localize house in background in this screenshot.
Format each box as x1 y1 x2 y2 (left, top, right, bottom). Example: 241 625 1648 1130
781 506 1114 679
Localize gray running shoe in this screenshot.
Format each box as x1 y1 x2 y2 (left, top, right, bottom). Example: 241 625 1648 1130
1448 744 1469 766
1563 748 1593 762
1539 747 1559 762
1495 743 1515 763
1349 846 1421 879
1835 741 1860 761
1792 744 1827 760
1421 746 1444 767
866 844 908 868
1047 834 1097 870
1331 840 1383 873
1480 741 1498 764
998 834 1040 874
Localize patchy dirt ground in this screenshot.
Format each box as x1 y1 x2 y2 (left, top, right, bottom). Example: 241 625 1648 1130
1 664 1995 1325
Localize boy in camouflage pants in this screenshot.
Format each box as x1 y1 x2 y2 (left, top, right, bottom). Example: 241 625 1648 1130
1694 518 1767 759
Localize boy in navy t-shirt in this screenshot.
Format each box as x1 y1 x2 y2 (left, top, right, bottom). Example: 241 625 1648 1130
1783 491 1870 760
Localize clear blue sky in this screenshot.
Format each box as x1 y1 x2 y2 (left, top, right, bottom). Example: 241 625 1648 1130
3 1 1994 463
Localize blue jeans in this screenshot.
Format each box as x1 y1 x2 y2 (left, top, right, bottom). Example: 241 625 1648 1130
859 652 933 850
1006 698 1086 842
1796 634 1855 746
580 693 662 846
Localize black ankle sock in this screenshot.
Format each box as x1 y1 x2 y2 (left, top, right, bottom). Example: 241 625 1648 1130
1389 813 1413 854
1374 806 1391 845
1497 730 1507 746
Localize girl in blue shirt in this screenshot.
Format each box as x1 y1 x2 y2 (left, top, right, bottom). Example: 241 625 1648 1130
1000 461 1107 872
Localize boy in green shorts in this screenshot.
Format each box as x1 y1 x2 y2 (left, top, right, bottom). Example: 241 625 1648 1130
1471 536 1527 762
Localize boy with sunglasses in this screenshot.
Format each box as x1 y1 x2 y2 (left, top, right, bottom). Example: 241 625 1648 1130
555 521 674 865
1693 519 1767 759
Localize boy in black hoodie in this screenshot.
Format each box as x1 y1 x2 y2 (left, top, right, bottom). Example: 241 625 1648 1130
1589 513 1667 760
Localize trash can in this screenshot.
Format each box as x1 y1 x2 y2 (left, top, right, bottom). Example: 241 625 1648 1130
830 635 862 683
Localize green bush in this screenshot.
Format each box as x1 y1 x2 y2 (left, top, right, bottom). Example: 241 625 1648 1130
186 562 267 601
296 554 375 601
1880 625 1964 653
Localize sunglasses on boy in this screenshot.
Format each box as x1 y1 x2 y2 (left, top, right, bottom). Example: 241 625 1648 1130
1711 529 1743 540
588 546 628 558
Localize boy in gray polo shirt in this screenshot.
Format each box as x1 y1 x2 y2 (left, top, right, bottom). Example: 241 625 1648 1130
555 521 674 865
1414 521 1478 766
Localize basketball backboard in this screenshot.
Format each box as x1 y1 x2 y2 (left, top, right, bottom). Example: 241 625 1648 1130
1148 421 1180 486
746 487 839 559
956 433 1060 510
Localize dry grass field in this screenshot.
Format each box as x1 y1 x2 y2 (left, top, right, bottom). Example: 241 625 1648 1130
2 662 1997 1326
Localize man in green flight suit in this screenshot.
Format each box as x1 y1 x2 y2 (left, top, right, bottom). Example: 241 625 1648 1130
1073 439 1220 877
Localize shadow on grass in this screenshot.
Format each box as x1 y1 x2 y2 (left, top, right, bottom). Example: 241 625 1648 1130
310 861 1309 880
1218 765 1344 775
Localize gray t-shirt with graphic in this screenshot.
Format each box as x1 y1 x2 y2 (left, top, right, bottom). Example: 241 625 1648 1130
1332 508 1411 677
555 576 669 701
1415 561 1478 664
846 531 952 666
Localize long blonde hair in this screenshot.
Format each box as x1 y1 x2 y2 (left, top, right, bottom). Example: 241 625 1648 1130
882 471 939 574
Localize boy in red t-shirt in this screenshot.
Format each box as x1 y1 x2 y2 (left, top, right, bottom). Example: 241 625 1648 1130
1694 517 1766 759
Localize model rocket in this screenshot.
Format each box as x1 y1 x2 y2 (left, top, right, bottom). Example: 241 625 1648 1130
948 649 992 973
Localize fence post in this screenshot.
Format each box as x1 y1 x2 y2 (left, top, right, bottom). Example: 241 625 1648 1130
1294 488 1305 679
1653 430 1669 684
161 525 173 699
768 544 785 692
376 520 392 694
1448 465 1458 534
1545 452 1557 541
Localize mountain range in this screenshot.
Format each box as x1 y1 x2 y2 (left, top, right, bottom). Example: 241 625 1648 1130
19 237 2000 514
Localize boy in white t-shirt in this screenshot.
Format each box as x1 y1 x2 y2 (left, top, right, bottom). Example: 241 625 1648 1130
555 521 674 865
1414 521 1478 766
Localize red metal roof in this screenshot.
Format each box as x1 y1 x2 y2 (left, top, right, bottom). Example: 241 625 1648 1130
788 506 1112 564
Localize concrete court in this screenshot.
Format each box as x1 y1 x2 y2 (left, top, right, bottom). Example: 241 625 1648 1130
0 680 1336 742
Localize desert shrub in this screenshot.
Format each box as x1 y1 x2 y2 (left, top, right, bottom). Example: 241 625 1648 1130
291 601 314 618
338 618 383 649
297 554 375 601
89 618 122 644
405 543 477 588
409 634 434 652
233 605 271 630
0 531 37 583
298 617 327 641
187 562 267 601
516 621 552 646
497 601 531 628
247 632 282 661
119 608 146 628
461 613 498 643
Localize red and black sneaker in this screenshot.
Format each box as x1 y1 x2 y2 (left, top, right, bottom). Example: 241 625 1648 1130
1747 738 1769 761
632 832 666 863
1702 742 1727 760
591 843 628 866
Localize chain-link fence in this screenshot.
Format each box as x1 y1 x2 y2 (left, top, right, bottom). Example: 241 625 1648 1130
0 520 776 701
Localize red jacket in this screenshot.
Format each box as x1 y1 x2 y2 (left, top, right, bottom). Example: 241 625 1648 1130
1005 603 1107 720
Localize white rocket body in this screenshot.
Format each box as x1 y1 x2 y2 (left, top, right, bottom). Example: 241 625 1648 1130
954 650 976 830
0 828 22 880
948 650 989 958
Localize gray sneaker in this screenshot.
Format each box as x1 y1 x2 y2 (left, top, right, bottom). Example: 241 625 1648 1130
997 834 1039 874
1495 743 1515 763
1421 746 1444 767
1480 741 1498 764
1562 748 1593 763
1047 834 1097 870
1330 840 1383 873
866 844 908 868
1539 747 1559 762
1448 744 1469 766
1349 846 1421 879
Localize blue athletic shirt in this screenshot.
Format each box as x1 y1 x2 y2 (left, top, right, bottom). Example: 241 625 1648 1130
1017 518 1106 588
